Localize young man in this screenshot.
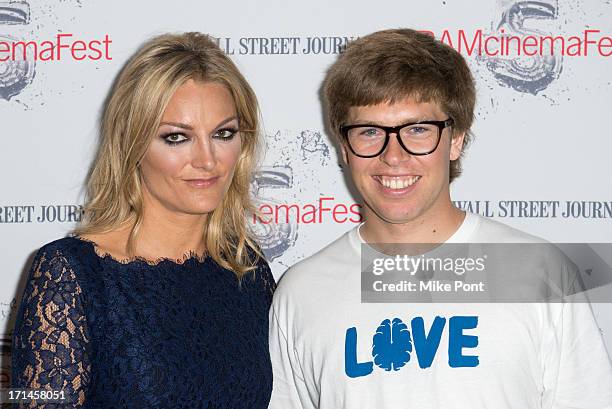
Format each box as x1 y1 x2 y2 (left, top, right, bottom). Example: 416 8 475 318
268 29 612 408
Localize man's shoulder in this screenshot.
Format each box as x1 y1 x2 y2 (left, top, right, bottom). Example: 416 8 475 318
471 214 547 244
275 228 358 292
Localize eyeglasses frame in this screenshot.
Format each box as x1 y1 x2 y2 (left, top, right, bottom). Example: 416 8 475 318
339 118 454 158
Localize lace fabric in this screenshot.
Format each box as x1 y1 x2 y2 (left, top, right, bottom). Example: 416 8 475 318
12 237 276 408
12 248 91 407
74 235 209 266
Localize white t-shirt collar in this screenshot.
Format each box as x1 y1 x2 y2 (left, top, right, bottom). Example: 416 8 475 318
349 211 480 253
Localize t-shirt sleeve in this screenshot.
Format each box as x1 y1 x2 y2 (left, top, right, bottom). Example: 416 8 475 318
268 291 317 409
542 299 612 408
11 246 91 408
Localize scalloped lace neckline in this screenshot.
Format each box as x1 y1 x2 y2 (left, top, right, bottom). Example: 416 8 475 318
71 236 208 266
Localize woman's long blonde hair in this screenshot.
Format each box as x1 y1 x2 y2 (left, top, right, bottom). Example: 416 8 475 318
75 32 262 277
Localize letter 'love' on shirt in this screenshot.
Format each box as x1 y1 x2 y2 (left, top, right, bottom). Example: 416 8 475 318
345 316 479 378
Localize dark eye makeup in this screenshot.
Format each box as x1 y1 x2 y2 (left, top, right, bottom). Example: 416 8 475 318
213 128 239 140
160 132 189 146
159 125 239 147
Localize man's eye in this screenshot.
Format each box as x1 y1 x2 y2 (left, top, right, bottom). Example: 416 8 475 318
360 128 383 137
410 127 427 134
163 133 188 145
214 129 238 140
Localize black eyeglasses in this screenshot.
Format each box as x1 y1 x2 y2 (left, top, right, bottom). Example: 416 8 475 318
339 118 454 158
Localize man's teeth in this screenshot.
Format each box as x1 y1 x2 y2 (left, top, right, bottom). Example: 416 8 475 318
379 176 421 189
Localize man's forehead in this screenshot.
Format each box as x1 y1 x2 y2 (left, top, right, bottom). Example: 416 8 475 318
347 98 445 123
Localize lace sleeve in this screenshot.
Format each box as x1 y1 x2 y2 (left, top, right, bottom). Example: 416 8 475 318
12 247 91 408
260 261 277 298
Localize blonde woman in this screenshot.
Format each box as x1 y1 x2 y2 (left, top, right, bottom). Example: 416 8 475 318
11 32 275 408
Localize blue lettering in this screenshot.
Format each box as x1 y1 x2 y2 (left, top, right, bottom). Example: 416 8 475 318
345 327 373 378
448 316 479 367
345 315 479 377
411 316 446 369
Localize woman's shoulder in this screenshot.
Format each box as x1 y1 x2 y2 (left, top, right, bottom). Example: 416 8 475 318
33 236 99 275
241 246 276 297
37 235 92 258
240 243 271 274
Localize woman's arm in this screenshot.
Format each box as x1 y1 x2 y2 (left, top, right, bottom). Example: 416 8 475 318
12 245 91 408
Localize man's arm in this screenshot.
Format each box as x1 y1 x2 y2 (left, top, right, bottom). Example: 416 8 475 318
268 304 317 409
543 300 612 408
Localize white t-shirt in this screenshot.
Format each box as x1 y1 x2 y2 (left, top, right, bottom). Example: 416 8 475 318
269 213 612 409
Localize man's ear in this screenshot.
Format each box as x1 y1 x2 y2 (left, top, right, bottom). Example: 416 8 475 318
341 142 350 165
450 132 466 161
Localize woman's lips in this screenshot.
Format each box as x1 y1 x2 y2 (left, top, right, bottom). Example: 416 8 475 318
184 177 220 188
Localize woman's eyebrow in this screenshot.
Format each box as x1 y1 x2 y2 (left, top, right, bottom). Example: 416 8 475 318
159 121 194 130
159 116 238 130
212 116 239 129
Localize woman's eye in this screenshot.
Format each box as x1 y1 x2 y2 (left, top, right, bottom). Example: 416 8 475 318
163 133 188 145
214 128 238 140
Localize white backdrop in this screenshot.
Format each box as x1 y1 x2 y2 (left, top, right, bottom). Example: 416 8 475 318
1 0 611 389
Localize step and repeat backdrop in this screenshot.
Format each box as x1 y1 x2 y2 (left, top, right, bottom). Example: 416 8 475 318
0 0 611 388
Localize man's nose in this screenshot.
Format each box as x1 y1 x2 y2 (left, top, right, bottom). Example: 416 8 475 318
380 133 411 166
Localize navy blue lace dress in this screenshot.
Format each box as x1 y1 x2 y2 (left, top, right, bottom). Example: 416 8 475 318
11 236 276 408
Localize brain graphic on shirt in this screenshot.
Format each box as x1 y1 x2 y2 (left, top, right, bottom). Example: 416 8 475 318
372 318 412 371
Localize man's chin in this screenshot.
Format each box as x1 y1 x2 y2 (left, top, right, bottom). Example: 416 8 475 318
369 207 420 225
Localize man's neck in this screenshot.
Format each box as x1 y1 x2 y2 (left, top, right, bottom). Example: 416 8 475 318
360 206 466 244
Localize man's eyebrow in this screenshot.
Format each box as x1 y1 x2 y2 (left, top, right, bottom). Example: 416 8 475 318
349 120 378 125
350 117 422 125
